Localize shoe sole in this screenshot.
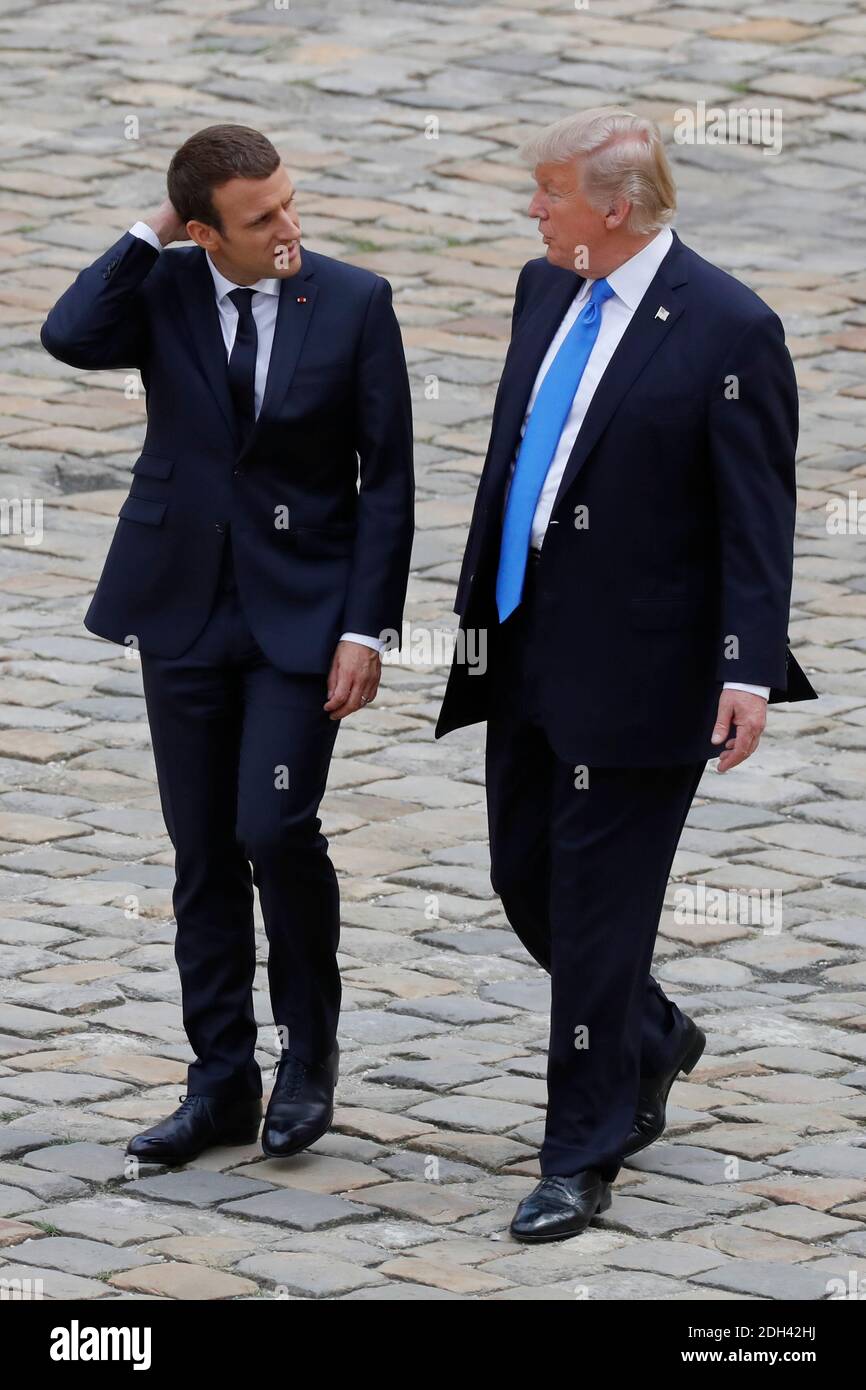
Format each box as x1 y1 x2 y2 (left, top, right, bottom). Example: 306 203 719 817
510 1186 613 1244
260 1108 334 1160
622 1025 707 1159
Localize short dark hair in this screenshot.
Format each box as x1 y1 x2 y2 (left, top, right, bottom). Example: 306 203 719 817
167 125 281 234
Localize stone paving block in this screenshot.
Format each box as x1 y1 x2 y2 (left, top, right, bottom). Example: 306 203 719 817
235 1251 386 1298
738 1204 861 1241
0 1161 87 1201
109 1261 258 1300
219 1188 374 1231
13 1197 180 1245
0 1182 46 1218
232 1155 387 1195
1 0 864 1305
767 1144 866 1180
406 1130 535 1169
376 1253 510 1294
595 1195 710 1238
406 1096 541 1133
343 1281 464 1300
366 1059 495 1091
352 1180 490 1225
601 1240 729 1277
627 1142 775 1185
10 1234 160 1277
690 1259 839 1300
0 1262 112 1299
124 1169 277 1209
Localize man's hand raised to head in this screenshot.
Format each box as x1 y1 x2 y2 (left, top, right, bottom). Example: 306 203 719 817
144 198 191 248
711 689 767 774
324 640 381 721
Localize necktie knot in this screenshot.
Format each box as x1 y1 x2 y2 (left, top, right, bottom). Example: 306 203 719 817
228 287 255 318
581 276 614 325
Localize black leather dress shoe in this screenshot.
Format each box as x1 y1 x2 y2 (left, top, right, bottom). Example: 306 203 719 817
622 1016 706 1158
126 1092 262 1165
510 1170 612 1243
261 1043 339 1158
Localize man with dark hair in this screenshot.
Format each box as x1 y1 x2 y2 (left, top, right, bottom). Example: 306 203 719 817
41 124 414 1164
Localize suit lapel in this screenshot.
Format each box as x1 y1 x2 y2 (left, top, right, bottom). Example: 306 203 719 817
175 245 318 457
237 249 318 463
548 230 690 518
176 248 239 444
481 267 583 508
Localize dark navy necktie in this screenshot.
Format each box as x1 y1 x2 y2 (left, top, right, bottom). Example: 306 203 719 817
227 287 258 444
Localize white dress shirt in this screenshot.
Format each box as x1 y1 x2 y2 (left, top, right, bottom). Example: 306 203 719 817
129 221 381 653
504 225 769 701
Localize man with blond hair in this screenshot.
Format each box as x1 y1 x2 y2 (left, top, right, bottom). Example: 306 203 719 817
436 107 816 1242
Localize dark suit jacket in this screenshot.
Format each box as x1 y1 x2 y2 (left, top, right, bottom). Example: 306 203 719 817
40 232 414 673
435 229 817 766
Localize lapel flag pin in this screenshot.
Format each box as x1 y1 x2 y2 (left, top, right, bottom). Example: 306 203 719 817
297 296 307 303
655 305 669 321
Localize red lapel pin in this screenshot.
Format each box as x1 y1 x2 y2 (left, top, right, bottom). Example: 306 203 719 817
297 296 307 303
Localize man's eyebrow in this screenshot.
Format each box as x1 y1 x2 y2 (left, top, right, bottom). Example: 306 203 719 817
243 190 295 226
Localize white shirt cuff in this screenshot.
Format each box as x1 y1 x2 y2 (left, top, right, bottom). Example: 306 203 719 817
129 221 163 253
723 681 770 700
339 632 384 653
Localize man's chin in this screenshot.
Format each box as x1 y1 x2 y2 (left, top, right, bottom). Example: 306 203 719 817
543 245 572 271
271 244 303 277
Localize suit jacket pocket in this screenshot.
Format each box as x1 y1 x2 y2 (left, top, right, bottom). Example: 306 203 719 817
289 525 356 557
131 452 174 480
119 495 167 526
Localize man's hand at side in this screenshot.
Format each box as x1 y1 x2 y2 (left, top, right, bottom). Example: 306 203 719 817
324 640 380 720
711 689 767 773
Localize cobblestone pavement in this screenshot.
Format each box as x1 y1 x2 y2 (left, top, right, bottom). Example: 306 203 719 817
0 0 865 1302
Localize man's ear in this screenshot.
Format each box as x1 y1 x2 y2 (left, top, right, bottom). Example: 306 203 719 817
186 220 217 250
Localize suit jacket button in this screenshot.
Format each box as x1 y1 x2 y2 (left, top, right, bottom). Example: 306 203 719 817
215 522 226 533
233 469 243 477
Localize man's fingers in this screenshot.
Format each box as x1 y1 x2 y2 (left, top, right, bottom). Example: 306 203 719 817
711 695 735 744
717 722 762 773
323 674 350 711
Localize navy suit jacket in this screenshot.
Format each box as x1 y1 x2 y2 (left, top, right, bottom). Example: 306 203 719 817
40 232 414 673
435 230 817 766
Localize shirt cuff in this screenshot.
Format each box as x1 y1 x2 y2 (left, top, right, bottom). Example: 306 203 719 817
129 221 163 253
339 632 384 654
723 681 770 700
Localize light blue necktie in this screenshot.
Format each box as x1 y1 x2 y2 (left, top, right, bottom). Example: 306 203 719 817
496 276 615 622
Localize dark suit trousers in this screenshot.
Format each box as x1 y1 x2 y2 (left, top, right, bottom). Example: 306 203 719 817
139 532 341 1101
485 554 706 1181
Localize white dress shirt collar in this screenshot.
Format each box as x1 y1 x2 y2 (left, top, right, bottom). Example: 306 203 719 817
586 224 674 311
205 251 281 302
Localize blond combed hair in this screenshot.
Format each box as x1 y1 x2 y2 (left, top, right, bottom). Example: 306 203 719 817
519 107 676 235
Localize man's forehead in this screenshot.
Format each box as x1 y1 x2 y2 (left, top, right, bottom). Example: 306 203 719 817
534 159 578 186
216 165 293 207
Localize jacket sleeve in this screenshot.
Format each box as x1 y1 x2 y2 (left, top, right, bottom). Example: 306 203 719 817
342 276 415 642
40 230 159 370
708 310 798 690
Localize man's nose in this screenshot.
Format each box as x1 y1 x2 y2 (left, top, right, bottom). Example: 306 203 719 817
529 193 546 220
276 212 301 239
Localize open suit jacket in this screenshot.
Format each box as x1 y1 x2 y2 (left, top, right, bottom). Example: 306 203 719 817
40 231 414 673
435 229 817 766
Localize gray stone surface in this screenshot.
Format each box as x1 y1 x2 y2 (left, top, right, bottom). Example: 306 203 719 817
0 0 862 1302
